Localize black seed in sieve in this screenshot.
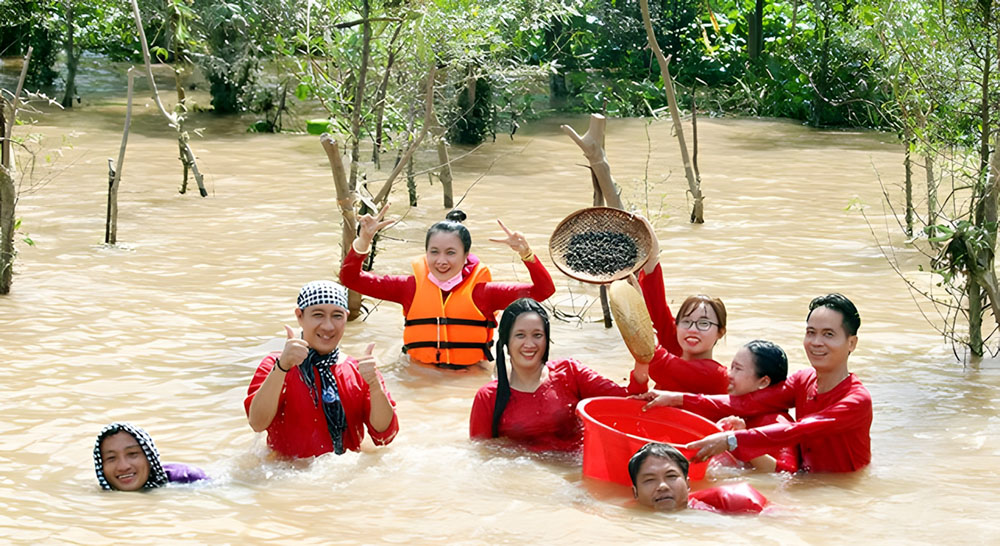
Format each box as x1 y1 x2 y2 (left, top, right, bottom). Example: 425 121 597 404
564 230 638 276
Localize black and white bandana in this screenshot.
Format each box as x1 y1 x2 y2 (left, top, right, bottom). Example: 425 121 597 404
93 422 168 491
297 280 349 311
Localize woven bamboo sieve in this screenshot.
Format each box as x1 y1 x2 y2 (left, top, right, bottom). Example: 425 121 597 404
548 207 655 284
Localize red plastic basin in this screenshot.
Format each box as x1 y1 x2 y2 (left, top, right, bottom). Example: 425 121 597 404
576 397 722 486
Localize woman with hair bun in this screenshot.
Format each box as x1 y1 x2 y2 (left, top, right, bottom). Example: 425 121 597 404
469 298 646 451
340 207 555 370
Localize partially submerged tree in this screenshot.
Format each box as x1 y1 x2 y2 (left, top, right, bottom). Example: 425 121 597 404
128 0 208 197
867 0 1000 357
1 48 32 295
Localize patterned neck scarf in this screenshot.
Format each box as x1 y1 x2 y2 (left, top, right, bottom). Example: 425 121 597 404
298 348 348 455
296 280 351 455
93 422 168 490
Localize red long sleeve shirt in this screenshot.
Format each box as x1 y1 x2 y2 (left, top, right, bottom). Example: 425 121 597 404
682 369 872 473
629 264 729 394
244 354 399 459
711 411 800 474
339 247 556 316
469 359 641 452
689 483 770 514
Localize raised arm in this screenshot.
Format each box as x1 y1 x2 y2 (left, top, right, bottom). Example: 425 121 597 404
339 206 415 306
638 263 682 356
475 220 556 313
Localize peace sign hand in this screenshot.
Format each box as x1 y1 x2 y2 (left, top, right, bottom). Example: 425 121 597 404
488 219 532 259
356 204 394 253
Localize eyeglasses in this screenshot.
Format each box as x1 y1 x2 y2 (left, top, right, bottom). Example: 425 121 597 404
677 318 720 332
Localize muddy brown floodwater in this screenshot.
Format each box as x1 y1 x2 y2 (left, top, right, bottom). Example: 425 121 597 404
1 87 998 543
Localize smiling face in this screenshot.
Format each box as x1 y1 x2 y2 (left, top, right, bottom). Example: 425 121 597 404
632 456 690 512
804 306 857 375
728 346 770 395
425 231 468 281
675 303 723 360
296 303 348 355
507 312 547 374
100 432 151 491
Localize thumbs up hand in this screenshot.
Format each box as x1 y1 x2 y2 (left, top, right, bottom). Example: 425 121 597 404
278 325 309 371
356 343 380 386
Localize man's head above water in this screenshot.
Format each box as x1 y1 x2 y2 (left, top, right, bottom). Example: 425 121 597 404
628 442 690 511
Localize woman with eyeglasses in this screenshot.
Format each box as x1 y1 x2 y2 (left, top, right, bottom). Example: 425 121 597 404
628 217 729 395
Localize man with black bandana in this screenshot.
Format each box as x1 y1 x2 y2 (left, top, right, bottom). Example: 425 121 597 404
245 280 398 458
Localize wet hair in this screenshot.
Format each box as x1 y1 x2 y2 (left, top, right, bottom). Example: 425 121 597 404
743 339 788 385
491 298 551 438
425 209 472 253
807 293 861 336
628 442 689 487
675 294 727 333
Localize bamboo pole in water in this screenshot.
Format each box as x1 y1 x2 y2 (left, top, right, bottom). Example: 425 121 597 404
127 0 207 197
639 0 704 223
106 68 137 245
0 46 31 295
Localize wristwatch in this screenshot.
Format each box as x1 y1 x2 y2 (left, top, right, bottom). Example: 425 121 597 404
726 432 738 451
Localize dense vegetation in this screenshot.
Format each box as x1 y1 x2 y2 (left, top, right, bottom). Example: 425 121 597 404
1 0 999 356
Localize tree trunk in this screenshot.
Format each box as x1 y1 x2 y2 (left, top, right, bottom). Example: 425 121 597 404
371 21 404 169
748 0 765 60
128 0 207 197
321 135 363 319
0 47 31 295
561 114 624 210
373 64 437 205
107 69 137 245
348 0 372 191
638 0 703 222
903 130 914 237
429 108 454 208
0 166 14 294
968 279 984 357
925 152 937 242
61 0 77 108
790 0 799 39
406 155 417 207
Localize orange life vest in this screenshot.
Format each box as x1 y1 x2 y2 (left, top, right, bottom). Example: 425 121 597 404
402 257 496 366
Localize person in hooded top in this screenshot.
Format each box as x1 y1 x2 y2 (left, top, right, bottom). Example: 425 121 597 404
93 422 208 491
244 280 398 459
469 298 647 452
340 207 555 370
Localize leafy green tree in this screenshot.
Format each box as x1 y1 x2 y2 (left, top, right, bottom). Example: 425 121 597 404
866 0 1000 356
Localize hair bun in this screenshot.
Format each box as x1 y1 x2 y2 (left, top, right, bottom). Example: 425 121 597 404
445 209 467 223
